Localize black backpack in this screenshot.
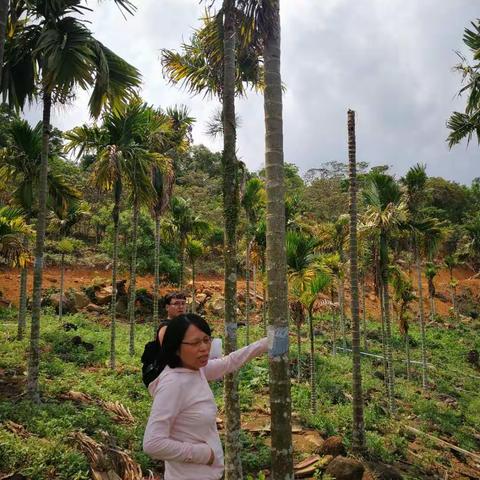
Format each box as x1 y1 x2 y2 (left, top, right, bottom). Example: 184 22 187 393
141 321 169 387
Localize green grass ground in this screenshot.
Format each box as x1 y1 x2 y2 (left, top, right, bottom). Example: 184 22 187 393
0 307 479 479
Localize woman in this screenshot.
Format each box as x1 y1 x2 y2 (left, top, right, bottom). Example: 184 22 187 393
143 313 268 480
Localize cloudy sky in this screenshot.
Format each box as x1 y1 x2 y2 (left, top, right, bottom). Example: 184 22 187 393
26 0 479 184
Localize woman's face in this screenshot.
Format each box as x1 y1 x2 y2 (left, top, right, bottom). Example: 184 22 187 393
178 324 212 370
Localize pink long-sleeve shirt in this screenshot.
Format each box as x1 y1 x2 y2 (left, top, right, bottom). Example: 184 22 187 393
143 337 268 480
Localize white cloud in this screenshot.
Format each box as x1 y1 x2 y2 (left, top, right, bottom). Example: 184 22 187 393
24 0 479 184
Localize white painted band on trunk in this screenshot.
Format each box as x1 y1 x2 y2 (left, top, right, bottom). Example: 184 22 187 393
267 325 289 356
225 322 237 338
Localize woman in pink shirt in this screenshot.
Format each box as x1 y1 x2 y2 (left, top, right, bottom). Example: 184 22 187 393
143 313 268 480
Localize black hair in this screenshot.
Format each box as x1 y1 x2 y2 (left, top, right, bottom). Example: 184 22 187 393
162 313 211 368
164 291 186 305
141 319 170 387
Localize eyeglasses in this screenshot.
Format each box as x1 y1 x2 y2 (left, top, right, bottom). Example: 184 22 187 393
170 301 186 307
181 336 212 348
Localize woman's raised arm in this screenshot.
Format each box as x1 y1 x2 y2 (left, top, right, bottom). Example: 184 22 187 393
203 337 268 381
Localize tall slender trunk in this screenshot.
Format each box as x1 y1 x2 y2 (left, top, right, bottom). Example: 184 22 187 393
347 109 365 452
0 0 9 80
179 239 185 289
110 162 122 370
339 279 347 348
153 213 160 335
380 233 395 413
245 240 250 345
362 278 368 351
27 89 51 403
414 239 427 389
128 201 139 356
429 293 435 323
296 318 301 382
253 263 257 312
262 277 267 335
17 266 28 340
222 2 242 477
264 2 294 477
191 260 196 313
59 253 65 321
405 332 411 381
308 311 316 413
332 305 337 355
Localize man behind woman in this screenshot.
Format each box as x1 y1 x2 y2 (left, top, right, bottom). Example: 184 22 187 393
143 313 268 480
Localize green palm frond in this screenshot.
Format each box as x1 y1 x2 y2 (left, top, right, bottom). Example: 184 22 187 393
448 19 480 148
242 177 265 225
37 16 95 99
0 205 33 267
161 10 263 99
286 230 319 273
300 270 332 312
186 237 205 262
2 1 141 117
64 123 107 158
89 41 141 118
446 110 480 148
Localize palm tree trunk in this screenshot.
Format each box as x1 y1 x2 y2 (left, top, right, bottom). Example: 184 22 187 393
262 279 267 335
153 213 160 335
0 0 9 79
331 305 337 355
414 238 427 389
222 2 242 477
59 253 65 321
380 233 395 413
429 293 435 323
308 311 316 413
264 2 294 477
179 240 185 289
17 266 28 340
110 169 122 370
339 279 347 349
296 318 301 382
347 109 365 452
405 332 411 381
253 263 257 314
26 89 51 403
245 240 250 345
191 260 196 313
128 201 139 356
362 278 368 351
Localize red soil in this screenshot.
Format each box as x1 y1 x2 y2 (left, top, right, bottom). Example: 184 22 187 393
1 264 478 319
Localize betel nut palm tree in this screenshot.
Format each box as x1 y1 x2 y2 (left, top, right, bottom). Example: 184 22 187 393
65 99 169 368
401 163 428 388
447 20 480 149
286 229 319 385
151 106 193 329
162 7 262 477
2 0 140 401
162 196 210 289
237 0 294 475
347 109 365 452
362 171 407 414
241 176 265 344
0 118 78 340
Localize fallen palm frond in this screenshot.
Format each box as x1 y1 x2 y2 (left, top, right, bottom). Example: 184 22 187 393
70 431 142 480
99 401 135 425
59 390 94 404
59 391 135 425
4 420 31 438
